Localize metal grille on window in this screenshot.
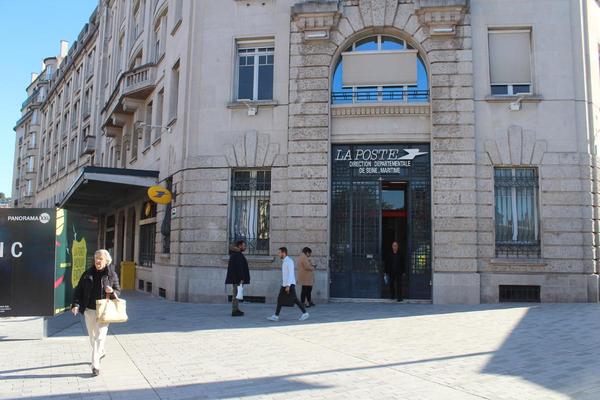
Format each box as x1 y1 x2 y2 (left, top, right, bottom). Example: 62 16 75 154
230 170 271 255
139 223 156 267
495 167 540 258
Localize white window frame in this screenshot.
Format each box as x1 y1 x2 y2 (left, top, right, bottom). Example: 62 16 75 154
235 39 275 101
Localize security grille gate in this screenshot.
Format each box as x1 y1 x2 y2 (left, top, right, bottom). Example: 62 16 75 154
330 144 432 300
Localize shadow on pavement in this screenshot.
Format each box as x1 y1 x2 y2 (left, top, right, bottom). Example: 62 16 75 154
3 351 502 399
92 291 543 336
482 305 600 399
0 362 89 375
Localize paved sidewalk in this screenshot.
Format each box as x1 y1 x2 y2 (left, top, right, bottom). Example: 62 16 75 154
1 292 600 400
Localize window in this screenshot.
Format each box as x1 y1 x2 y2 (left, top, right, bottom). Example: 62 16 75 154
155 89 164 140
144 101 153 148
236 41 274 101
494 167 540 258
331 35 429 104
64 81 71 104
173 0 183 32
153 24 161 62
131 123 139 161
488 29 532 96
153 13 167 62
69 136 76 162
72 101 79 129
83 88 92 118
116 34 125 75
168 60 179 122
80 126 90 155
229 170 271 255
85 49 95 79
74 66 82 91
139 201 156 267
132 1 143 42
63 112 69 136
60 144 67 170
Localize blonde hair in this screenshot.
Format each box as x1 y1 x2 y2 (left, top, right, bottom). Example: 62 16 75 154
95 249 112 265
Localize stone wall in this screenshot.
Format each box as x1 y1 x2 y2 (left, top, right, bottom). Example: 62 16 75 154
290 0 476 303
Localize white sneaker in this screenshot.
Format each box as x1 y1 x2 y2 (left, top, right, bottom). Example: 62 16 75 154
299 312 310 321
267 315 279 321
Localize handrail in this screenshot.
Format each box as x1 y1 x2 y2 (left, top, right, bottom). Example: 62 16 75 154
331 89 429 104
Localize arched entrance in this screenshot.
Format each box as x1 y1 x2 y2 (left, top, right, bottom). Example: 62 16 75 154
328 34 432 300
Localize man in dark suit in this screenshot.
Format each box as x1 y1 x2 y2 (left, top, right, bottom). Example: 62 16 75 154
384 241 405 301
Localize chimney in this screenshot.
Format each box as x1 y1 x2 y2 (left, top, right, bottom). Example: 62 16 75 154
60 40 69 58
31 73 38 83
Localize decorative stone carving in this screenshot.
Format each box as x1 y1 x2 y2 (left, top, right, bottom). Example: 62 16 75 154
484 125 547 166
224 130 280 168
331 103 430 117
415 0 468 37
292 1 341 42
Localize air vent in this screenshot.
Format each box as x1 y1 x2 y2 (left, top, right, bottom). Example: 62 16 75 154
499 285 540 303
146 281 153 293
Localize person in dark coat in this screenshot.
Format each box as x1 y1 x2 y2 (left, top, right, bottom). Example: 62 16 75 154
384 241 405 301
71 249 121 377
225 240 250 316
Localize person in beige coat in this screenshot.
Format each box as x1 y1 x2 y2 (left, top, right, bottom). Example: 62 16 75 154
296 247 315 307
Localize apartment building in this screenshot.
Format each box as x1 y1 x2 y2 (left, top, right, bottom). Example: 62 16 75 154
12 0 600 304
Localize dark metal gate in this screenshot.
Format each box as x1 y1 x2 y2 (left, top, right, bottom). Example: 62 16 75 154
330 144 432 300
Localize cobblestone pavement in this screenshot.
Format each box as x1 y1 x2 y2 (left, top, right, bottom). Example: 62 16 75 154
1 292 600 400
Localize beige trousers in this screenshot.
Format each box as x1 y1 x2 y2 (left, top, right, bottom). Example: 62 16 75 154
84 309 109 370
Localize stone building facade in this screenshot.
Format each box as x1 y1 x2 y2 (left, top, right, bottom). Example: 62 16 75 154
12 0 600 304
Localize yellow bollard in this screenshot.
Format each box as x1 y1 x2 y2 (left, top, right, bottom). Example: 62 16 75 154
120 261 136 290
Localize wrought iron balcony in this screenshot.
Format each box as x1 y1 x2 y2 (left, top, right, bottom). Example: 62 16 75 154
331 89 429 105
21 90 41 109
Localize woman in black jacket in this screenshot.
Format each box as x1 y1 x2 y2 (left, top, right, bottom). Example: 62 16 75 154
71 249 121 376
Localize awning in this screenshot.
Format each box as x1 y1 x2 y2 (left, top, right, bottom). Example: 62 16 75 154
58 166 159 213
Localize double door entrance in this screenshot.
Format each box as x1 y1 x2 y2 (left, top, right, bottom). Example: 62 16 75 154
330 144 432 300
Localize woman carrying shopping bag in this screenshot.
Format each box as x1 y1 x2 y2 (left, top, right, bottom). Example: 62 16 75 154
71 249 122 376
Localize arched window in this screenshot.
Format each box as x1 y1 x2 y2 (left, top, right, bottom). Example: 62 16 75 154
331 35 429 104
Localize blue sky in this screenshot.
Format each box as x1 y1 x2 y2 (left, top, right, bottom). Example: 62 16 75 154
0 0 97 198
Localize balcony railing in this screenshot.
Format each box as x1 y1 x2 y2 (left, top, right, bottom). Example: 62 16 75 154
123 64 156 98
81 135 96 155
21 90 41 109
103 64 157 123
331 89 430 105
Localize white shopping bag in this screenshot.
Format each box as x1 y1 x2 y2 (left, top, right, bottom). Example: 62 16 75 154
236 284 244 300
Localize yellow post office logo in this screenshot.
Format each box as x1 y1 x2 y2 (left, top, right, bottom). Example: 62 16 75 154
147 186 172 204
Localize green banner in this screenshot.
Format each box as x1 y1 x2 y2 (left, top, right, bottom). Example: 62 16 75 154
53 210 98 315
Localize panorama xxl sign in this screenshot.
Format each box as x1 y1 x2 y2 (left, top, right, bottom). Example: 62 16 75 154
0 209 55 316
0 208 98 317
